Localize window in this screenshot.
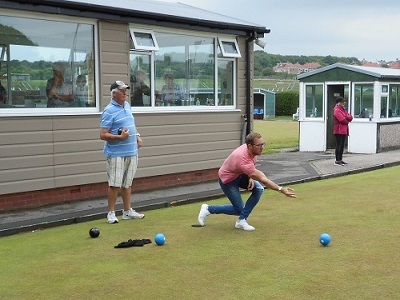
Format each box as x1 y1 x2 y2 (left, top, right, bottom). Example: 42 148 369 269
354 84 374 118
218 60 234 106
129 52 152 107
387 84 400 118
305 84 323 118
130 29 159 51
218 38 241 58
154 32 215 107
0 14 95 111
129 28 238 109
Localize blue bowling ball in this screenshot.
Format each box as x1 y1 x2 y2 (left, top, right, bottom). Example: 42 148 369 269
154 233 166 246
319 233 331 246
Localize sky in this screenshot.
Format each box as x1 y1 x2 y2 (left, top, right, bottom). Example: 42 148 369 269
160 0 400 62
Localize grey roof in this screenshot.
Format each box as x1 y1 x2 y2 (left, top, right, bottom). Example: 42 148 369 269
298 63 400 80
1 0 269 37
77 0 265 27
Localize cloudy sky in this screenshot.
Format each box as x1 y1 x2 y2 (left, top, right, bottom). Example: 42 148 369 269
161 0 400 62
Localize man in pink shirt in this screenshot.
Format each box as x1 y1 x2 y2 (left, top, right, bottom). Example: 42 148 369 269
197 132 296 231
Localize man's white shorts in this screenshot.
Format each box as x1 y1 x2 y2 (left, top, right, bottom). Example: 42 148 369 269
106 156 138 188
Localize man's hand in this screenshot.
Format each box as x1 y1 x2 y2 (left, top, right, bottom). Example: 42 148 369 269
281 187 297 198
137 135 143 148
247 178 254 190
120 128 130 140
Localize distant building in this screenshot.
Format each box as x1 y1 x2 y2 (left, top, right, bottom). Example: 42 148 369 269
361 59 400 69
361 60 381 68
273 62 321 74
388 61 400 69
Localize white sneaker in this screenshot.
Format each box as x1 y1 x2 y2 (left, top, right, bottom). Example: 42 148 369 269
122 208 145 220
198 204 210 226
235 219 255 231
107 211 119 224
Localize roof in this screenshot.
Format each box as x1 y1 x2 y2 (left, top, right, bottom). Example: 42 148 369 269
254 88 275 94
297 63 400 80
0 0 270 37
302 62 321 69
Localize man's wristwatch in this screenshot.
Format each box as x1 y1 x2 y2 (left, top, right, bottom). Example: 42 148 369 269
278 186 283 192
136 133 141 137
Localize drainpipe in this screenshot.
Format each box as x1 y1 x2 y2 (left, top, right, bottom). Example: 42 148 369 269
245 32 257 137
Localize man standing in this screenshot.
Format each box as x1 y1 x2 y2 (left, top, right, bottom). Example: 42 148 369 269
100 80 145 224
333 97 353 166
197 132 296 231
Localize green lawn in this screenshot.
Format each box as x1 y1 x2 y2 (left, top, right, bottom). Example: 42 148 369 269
1 166 399 299
254 78 299 92
254 118 299 154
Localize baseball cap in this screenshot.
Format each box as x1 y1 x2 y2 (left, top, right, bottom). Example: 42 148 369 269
110 80 130 91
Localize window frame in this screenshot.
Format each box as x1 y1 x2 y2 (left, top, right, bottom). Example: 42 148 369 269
387 84 400 119
129 29 159 51
0 10 99 116
303 83 324 119
218 38 241 58
129 50 156 109
217 58 236 106
353 83 374 119
128 26 239 112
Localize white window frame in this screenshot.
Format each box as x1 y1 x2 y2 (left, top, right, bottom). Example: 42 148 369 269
303 83 324 119
127 25 240 112
218 38 241 58
130 29 159 51
0 10 99 117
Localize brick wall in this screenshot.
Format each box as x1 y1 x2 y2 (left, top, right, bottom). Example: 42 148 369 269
0 169 219 212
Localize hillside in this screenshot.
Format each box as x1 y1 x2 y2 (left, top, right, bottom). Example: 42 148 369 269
254 51 361 78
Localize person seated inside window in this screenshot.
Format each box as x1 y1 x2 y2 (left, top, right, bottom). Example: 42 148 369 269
46 62 74 107
130 70 151 106
161 73 184 106
73 75 88 107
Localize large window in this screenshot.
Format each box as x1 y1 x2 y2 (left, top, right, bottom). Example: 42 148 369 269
129 29 238 108
0 14 95 110
354 84 374 118
154 32 215 107
305 84 323 118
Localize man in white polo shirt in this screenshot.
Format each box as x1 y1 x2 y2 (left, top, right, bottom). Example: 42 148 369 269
100 80 144 224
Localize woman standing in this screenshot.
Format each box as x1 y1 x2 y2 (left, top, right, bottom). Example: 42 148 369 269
333 97 353 166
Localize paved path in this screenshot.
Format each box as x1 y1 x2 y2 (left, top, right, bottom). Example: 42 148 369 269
1 149 400 237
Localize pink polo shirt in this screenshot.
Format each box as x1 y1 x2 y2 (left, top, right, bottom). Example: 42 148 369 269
218 144 257 184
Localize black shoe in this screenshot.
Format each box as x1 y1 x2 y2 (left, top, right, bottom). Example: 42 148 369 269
334 161 345 166
341 161 348 165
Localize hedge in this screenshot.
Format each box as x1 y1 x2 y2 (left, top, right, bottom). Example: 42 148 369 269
275 91 299 116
